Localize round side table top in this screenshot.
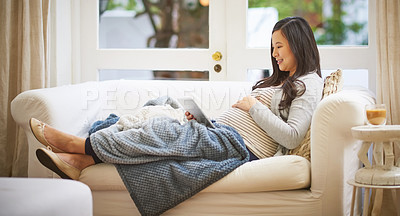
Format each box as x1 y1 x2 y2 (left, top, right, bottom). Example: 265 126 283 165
351 125 400 142
347 179 400 189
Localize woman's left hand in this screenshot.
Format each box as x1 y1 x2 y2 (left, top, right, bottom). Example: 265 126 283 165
232 95 258 112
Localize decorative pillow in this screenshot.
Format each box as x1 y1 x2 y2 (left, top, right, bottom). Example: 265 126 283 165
322 69 343 99
288 69 343 161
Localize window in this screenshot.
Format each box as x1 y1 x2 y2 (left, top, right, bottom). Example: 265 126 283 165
244 0 372 90
98 0 210 80
247 0 368 47
99 0 209 49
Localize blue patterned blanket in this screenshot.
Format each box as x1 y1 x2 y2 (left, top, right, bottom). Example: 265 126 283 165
89 97 249 216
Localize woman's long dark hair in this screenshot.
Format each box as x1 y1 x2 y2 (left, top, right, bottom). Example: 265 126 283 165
252 16 321 120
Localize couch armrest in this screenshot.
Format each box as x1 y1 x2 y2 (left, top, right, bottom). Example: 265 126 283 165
310 88 375 215
11 83 104 177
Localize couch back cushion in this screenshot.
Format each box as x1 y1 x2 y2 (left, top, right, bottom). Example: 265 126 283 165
69 80 252 137
85 80 253 120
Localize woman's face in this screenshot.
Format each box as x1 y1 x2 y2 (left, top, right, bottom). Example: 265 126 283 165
271 30 297 76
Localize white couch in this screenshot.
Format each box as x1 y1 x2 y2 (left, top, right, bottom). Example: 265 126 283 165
11 80 375 216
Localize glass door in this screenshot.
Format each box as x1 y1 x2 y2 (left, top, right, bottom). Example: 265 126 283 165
80 0 227 81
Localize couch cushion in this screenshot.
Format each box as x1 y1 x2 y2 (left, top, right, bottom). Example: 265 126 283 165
80 163 127 191
79 155 310 193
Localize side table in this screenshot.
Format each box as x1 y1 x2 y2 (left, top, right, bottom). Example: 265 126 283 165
349 125 400 216
348 179 400 216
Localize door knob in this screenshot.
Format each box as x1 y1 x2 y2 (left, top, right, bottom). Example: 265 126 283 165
212 51 222 61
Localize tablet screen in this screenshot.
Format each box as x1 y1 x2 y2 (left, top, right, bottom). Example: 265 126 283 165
178 97 215 128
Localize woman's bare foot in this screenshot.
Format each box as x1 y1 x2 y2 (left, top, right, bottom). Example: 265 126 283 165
57 153 95 171
44 124 86 154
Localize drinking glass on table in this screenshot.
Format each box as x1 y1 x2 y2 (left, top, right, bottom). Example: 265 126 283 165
365 104 387 126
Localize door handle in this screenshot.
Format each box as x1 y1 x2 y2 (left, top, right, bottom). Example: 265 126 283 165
212 51 222 61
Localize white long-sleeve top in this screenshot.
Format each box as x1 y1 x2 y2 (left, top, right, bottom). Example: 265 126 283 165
249 72 323 156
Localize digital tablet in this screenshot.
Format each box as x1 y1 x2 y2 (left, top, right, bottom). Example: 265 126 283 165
178 97 215 128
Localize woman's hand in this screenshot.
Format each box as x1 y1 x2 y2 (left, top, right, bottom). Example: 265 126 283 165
185 111 196 121
232 96 258 112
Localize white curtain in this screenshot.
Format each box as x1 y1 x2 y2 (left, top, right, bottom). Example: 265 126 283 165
0 0 50 177
376 0 400 213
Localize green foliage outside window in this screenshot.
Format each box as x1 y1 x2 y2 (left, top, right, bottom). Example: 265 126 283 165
248 0 368 45
105 0 137 11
